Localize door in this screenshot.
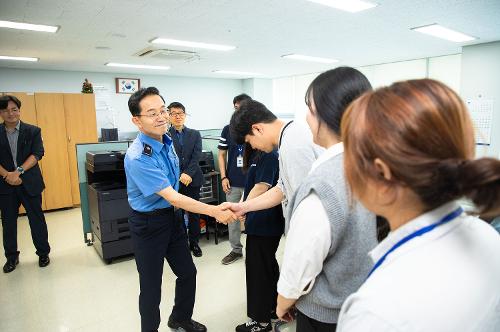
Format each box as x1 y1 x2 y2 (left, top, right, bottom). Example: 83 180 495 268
34 93 73 210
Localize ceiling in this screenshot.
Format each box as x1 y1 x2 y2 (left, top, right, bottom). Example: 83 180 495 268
0 0 499 79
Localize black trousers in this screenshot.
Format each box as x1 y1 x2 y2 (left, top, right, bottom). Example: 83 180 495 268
296 310 337 332
246 234 281 322
0 186 50 259
129 209 197 332
179 184 201 245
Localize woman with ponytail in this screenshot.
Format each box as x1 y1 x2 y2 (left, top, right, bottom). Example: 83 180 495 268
338 79 500 332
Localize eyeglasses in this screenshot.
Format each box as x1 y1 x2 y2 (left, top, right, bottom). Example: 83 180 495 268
136 109 169 120
170 111 186 117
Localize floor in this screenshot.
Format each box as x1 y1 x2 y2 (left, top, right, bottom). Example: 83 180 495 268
0 208 296 332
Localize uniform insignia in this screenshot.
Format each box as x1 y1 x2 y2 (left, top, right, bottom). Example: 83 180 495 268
142 143 153 156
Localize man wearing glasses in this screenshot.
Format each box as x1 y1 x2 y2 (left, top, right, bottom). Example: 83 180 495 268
125 87 235 332
167 101 204 257
0 95 51 273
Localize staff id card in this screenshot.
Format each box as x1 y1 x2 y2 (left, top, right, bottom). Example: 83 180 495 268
237 145 244 168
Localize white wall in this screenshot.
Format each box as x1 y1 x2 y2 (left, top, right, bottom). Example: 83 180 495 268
461 41 500 158
273 54 462 122
0 68 243 138
242 78 273 110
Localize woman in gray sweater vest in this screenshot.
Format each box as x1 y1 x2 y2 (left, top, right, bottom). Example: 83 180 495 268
276 67 378 332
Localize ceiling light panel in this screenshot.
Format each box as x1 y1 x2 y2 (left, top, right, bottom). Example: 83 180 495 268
306 0 378 13
151 38 235 51
106 63 170 70
282 54 339 64
0 20 59 33
213 70 262 76
411 24 476 42
0 55 39 62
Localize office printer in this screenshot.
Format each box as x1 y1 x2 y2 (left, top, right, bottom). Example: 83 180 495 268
86 150 126 172
199 150 215 174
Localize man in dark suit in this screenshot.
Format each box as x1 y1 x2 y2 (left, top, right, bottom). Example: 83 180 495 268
167 102 204 257
0 95 51 273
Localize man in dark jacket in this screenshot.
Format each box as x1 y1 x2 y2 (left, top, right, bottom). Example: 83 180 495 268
0 95 51 273
168 102 204 257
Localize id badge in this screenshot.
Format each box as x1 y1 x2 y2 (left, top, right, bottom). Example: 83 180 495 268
236 155 243 168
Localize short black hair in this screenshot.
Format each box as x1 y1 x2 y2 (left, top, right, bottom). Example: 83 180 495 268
167 101 185 113
305 66 372 136
128 87 165 116
0 95 21 110
233 93 252 105
230 99 277 144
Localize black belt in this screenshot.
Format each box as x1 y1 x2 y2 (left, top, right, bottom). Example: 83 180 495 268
133 207 174 216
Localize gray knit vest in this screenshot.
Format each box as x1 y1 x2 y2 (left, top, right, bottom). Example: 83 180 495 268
287 153 378 324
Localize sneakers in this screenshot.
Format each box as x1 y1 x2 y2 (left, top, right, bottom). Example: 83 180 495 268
236 320 272 332
221 251 243 265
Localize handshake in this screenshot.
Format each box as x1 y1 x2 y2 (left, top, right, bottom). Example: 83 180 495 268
210 202 246 225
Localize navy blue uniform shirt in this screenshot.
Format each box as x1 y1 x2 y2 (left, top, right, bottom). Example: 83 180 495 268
218 125 246 188
125 132 180 212
244 150 284 236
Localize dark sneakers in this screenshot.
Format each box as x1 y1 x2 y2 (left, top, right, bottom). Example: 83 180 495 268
190 243 203 257
221 251 243 265
167 318 207 332
235 320 272 332
39 255 50 267
3 257 19 273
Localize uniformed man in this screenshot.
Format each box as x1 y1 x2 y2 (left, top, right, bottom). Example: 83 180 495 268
124 87 235 332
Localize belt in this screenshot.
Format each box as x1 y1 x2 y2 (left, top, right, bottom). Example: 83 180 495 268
133 207 175 216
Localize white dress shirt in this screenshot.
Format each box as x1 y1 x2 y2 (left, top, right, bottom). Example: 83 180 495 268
277 143 344 299
338 201 500 332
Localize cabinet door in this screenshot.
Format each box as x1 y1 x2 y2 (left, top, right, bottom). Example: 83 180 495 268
63 93 98 205
2 92 47 212
34 93 73 210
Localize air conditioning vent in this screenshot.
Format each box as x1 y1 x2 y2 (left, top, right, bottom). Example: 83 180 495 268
134 47 200 62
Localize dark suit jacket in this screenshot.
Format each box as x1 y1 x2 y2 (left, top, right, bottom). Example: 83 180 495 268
0 121 45 196
169 126 203 187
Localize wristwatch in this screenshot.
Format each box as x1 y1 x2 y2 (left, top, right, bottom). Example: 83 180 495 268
16 166 25 175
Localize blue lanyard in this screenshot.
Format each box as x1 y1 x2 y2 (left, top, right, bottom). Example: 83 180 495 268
237 145 243 156
367 207 463 279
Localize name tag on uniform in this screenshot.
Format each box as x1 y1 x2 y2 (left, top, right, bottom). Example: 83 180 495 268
236 155 243 168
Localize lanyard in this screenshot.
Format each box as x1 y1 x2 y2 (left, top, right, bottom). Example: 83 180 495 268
278 121 294 149
367 207 463 279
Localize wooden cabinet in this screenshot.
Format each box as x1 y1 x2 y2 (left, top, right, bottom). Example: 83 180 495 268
63 94 98 205
1 92 98 212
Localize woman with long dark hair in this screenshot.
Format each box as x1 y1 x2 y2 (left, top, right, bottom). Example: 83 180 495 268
276 67 378 332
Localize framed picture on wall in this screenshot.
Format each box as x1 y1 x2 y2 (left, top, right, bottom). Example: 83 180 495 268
115 78 140 94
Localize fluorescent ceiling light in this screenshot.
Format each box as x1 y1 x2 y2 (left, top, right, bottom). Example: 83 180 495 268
306 0 377 13
151 38 235 51
106 63 170 70
213 70 262 76
0 20 59 33
282 54 339 64
0 55 38 62
411 24 476 42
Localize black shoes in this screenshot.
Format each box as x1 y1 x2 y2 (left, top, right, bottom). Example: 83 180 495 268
3 257 19 273
236 320 272 332
2 255 50 273
39 255 50 267
167 318 207 332
190 243 203 257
